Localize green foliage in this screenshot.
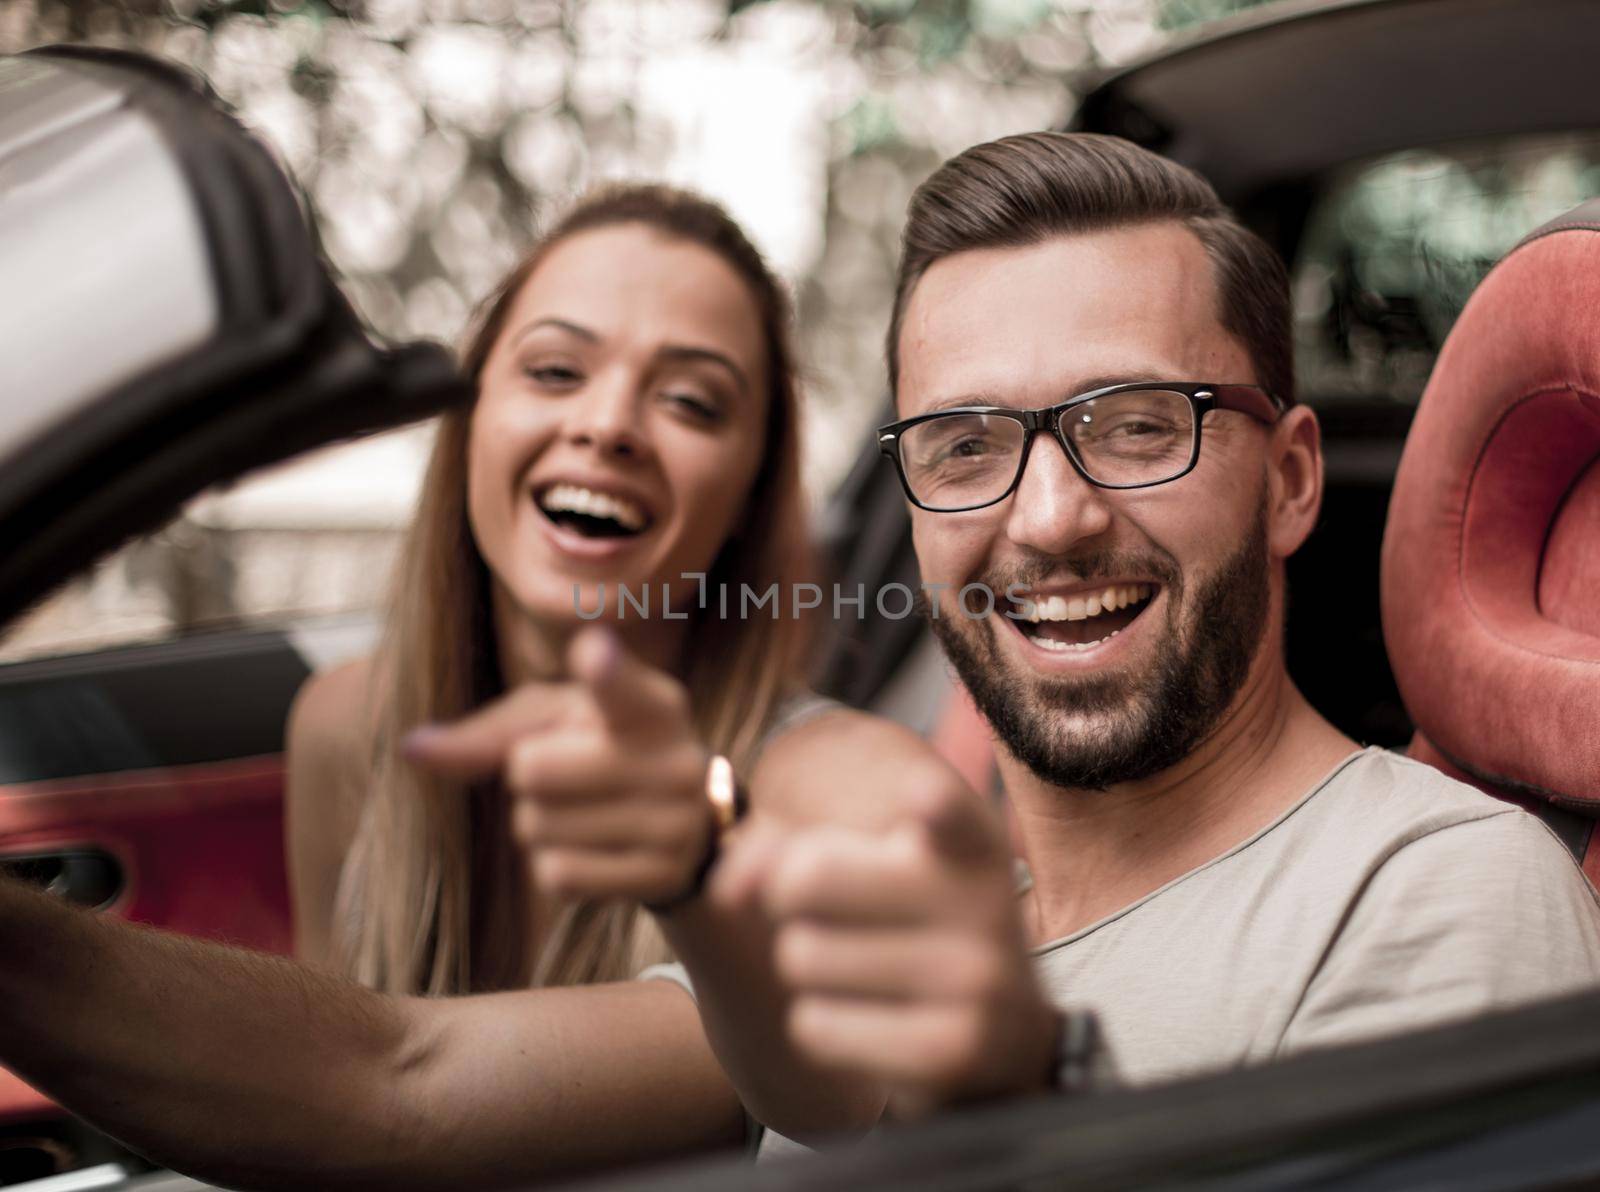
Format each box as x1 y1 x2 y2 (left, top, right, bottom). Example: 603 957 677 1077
1154 0 1279 34
842 93 901 154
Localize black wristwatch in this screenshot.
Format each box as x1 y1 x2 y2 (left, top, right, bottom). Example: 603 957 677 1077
645 755 748 915
1050 1008 1115 1094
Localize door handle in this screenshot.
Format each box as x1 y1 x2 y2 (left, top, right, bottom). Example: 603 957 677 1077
0 849 123 909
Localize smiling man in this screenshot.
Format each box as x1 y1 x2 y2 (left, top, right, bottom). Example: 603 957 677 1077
738 132 1600 1125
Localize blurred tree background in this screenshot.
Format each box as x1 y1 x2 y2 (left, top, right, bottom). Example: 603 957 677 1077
1 0 1279 482
0 0 1284 656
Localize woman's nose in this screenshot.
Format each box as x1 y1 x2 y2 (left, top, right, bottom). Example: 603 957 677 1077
566 374 649 460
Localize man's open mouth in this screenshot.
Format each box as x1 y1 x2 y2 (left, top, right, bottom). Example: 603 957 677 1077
1007 583 1158 652
535 483 654 539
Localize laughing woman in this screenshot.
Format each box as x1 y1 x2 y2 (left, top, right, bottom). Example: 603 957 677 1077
218 182 962 1171
288 184 823 996
0 184 964 1187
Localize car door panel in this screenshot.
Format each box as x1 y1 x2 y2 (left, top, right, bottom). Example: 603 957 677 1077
0 756 292 1130
0 628 323 1133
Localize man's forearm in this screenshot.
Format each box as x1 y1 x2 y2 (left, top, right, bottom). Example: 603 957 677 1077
0 876 432 1189
0 877 747 1189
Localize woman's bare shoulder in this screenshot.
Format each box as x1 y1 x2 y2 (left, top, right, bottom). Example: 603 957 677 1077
289 654 380 750
286 655 382 831
285 656 384 962
751 704 971 833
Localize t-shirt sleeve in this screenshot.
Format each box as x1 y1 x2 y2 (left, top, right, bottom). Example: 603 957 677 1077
1280 810 1600 1056
637 961 696 999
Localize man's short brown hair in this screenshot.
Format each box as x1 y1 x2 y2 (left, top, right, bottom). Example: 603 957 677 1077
887 131 1294 404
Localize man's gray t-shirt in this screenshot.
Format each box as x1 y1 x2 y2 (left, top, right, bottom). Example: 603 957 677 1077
646 747 1600 1148
1027 747 1600 1085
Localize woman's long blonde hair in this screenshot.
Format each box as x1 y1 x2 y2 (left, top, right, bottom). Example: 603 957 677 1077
334 184 814 995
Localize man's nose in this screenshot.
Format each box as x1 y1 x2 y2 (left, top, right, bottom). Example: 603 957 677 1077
566 371 649 460
1003 436 1114 555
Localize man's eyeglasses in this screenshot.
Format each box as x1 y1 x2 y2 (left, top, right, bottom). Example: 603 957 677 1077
877 382 1286 513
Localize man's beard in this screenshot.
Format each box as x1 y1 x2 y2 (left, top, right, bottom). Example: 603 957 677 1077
929 501 1271 790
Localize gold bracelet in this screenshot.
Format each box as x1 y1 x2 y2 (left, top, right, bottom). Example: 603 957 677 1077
705 754 746 832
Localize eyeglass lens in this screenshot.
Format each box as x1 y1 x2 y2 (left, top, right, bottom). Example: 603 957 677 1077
898 388 1197 509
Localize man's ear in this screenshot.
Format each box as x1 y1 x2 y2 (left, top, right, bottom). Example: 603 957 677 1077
1266 404 1323 561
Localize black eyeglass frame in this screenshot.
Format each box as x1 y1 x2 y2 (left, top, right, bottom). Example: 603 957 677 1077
876 382 1286 512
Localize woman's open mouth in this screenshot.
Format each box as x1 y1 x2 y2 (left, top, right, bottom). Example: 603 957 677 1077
535 483 654 540
1007 583 1159 652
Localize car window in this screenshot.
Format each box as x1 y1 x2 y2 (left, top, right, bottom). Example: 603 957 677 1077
0 425 432 665
1293 132 1600 404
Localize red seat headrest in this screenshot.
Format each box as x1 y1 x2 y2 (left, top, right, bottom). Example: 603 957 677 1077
1381 201 1600 809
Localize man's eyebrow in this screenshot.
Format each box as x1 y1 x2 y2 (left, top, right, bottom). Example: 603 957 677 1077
920 375 1178 413
923 392 1003 413
1069 373 1160 394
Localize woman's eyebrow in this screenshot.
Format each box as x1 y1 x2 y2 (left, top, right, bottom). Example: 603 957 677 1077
658 345 750 394
512 317 598 345
511 318 750 393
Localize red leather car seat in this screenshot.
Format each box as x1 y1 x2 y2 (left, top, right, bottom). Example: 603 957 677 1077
1381 200 1600 885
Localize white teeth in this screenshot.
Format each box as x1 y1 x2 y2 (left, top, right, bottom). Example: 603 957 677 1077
1027 634 1099 652
1026 625 1124 652
539 484 647 531
1017 583 1155 623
